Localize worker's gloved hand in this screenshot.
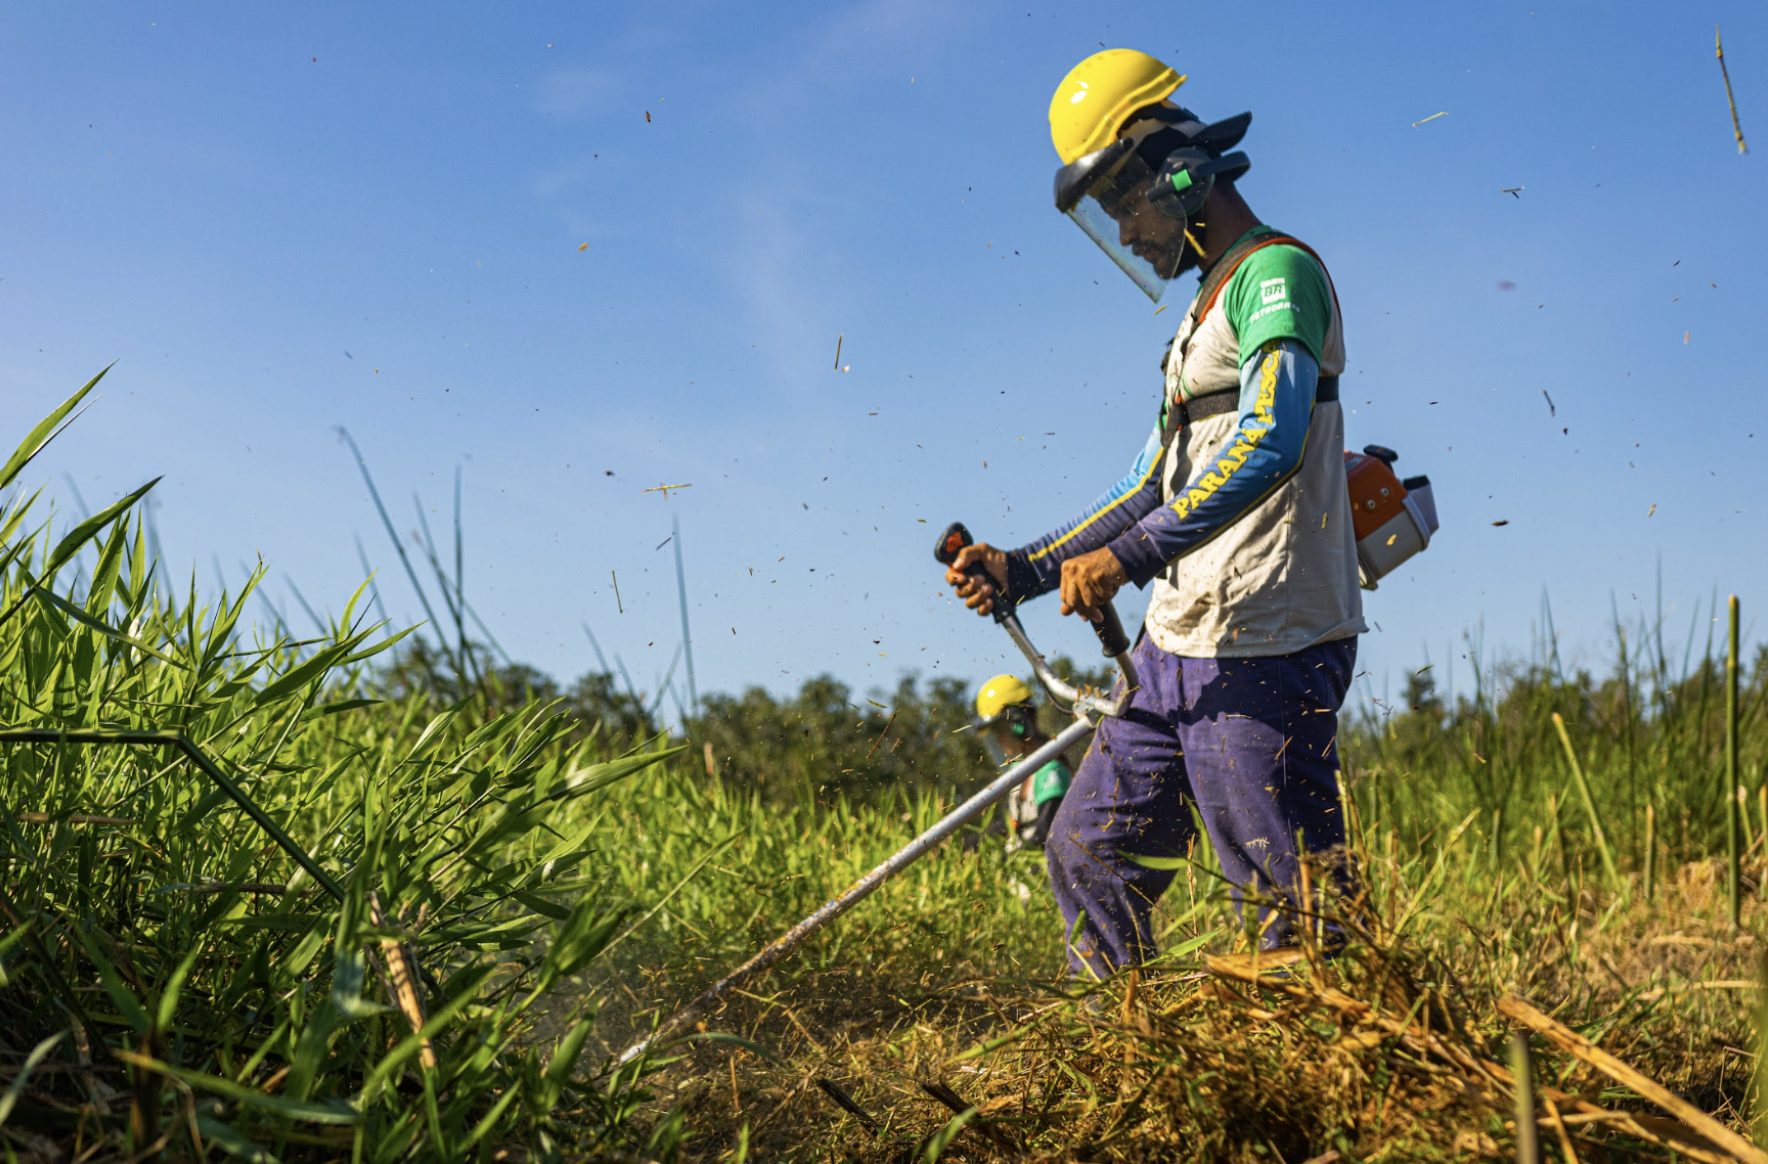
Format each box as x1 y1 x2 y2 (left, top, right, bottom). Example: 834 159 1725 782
1059 548 1127 621
945 542 1008 616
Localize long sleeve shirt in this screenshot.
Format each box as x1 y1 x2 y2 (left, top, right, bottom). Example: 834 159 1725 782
1004 227 1365 656
1007 339 1320 597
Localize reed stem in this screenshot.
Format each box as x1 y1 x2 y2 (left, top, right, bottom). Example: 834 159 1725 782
1644 803 1656 902
1729 594 1742 930
1551 713 1620 890
1509 1033 1541 1164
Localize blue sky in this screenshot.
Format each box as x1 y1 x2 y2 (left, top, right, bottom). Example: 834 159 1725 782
3 1 1764 717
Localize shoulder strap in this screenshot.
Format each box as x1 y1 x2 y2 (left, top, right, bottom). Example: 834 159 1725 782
1254 235 1342 326
1175 232 1292 395
1178 230 1343 372
1165 231 1344 436
1164 233 1343 441
1190 231 1313 331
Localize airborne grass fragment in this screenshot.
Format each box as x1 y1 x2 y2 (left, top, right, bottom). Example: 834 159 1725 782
1718 24 1749 154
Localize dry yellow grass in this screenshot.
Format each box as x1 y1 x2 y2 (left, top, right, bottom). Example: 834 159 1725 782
628 851 1763 1163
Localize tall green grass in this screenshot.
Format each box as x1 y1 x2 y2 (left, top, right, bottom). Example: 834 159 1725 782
1346 607 1767 888
0 374 682 1160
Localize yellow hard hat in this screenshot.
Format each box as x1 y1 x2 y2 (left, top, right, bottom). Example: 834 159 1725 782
1047 50 1251 301
1048 49 1187 166
976 673 1035 724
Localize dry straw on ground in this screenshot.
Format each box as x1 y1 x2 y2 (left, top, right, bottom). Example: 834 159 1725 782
635 854 1765 1162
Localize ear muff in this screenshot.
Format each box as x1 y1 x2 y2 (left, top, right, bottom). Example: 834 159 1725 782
1149 146 1216 220
1147 146 1253 220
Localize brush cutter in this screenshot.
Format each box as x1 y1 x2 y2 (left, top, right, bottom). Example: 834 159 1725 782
614 522 1139 1066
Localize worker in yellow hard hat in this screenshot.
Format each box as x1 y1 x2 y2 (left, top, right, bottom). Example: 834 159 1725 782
944 50 1363 977
1047 49 1251 300
974 674 1073 850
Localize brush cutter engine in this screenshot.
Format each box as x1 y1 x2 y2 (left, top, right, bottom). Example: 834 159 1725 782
1344 445 1438 590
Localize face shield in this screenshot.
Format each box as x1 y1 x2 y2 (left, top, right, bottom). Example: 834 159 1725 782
1055 139 1194 302
1052 107 1254 302
975 708 1032 764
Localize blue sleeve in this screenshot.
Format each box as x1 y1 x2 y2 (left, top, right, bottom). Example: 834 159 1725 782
1003 422 1166 600
1106 339 1319 586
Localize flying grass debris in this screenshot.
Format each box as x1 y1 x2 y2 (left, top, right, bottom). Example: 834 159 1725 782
863 712 898 761
611 569 623 613
833 333 843 371
1718 24 1749 154
1502 186 1524 198
643 482 693 499
1411 111 1448 127
814 1078 881 1136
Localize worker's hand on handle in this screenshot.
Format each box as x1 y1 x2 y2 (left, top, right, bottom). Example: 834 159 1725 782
945 543 1008 617
1059 548 1128 622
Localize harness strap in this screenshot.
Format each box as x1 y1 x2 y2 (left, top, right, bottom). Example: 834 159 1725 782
1160 228 1345 447
1161 375 1339 447
1190 231 1295 332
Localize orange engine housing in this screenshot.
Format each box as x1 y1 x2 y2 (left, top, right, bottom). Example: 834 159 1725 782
1342 447 1437 589
1344 449 1408 540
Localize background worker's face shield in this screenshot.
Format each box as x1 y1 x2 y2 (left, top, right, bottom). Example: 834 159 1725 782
1058 142 1193 302
976 715 1031 764
986 722 1022 759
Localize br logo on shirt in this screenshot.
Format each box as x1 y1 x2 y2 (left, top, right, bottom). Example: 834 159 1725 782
1260 277 1288 305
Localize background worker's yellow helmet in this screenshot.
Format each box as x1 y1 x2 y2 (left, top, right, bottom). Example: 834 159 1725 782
1048 49 1187 166
975 673 1035 726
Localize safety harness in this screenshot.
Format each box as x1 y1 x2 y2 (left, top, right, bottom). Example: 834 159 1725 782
1159 231 1339 445
1153 230 1440 589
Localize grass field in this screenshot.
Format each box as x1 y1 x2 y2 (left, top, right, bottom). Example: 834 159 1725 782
3 376 1766 1161
589 674 1768 1162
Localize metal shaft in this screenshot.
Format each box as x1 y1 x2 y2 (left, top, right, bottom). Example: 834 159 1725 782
615 715 1095 1066
1000 610 1137 721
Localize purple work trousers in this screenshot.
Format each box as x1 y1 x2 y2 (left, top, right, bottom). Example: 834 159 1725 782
1045 632 1357 977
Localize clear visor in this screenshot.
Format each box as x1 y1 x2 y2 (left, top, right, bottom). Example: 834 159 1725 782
974 717 1027 764
1063 151 1190 302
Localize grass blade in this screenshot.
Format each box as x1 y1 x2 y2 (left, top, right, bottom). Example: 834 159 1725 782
0 366 109 491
